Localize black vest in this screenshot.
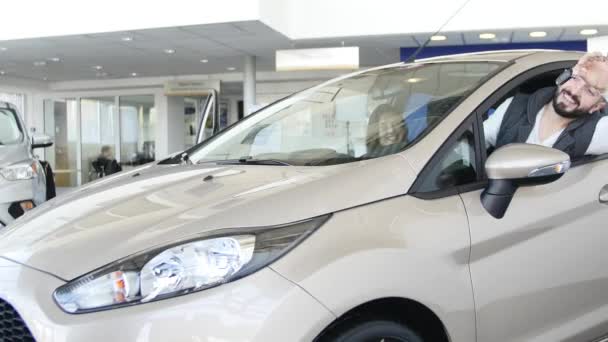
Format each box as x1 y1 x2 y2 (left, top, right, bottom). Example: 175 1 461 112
495 87 604 160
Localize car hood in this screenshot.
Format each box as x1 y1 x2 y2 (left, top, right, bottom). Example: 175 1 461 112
0 155 415 280
0 144 29 168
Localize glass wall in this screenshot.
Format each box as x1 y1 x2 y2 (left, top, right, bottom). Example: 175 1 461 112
119 95 156 171
80 97 117 182
44 99 79 187
44 94 155 187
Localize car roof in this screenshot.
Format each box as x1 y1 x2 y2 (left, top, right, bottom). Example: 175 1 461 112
415 49 584 63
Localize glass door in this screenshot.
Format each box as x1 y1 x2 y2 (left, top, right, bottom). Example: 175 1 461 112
43 99 80 187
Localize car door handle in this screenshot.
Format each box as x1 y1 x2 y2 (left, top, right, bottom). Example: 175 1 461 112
600 185 608 204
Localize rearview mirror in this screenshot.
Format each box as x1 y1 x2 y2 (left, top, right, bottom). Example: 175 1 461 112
481 143 570 219
32 134 53 149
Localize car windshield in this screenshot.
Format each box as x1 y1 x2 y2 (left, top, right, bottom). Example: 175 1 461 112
189 61 503 166
0 108 24 145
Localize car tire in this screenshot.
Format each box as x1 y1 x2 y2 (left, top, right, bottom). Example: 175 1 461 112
318 317 424 342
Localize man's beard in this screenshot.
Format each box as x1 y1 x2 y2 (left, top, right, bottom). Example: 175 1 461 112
552 89 589 119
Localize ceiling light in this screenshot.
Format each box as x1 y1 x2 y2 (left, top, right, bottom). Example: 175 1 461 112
49 57 61 62
580 29 599 36
430 35 447 41
121 36 133 42
0 47 7 51
93 65 103 70
43 77 48 81
529 31 547 38
130 72 138 77
200 59 209 63
227 67 236 71
479 33 496 40
33 61 47 66
0 70 5 75
164 49 176 54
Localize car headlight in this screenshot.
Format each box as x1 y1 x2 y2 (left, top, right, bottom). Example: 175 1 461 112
54 215 330 314
0 161 37 181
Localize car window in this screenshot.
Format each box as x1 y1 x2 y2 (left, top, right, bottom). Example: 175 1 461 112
189 62 502 166
481 68 566 157
0 108 23 145
416 124 478 193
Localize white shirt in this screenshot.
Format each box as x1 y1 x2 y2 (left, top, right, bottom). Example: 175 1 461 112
483 97 608 155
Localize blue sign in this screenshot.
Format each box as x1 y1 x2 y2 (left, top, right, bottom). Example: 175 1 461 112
400 40 588 61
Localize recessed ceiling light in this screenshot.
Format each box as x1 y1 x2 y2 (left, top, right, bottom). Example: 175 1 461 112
430 35 447 41
0 47 7 51
479 33 496 40
130 72 138 77
93 65 103 70
0 70 5 75
580 29 599 36
121 36 133 42
42 77 48 81
407 78 425 83
49 57 61 62
200 59 209 63
33 61 47 66
529 31 547 38
164 49 176 54
227 67 236 71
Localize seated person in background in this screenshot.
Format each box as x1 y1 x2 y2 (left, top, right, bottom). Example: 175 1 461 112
93 145 122 177
484 52 608 160
365 104 408 157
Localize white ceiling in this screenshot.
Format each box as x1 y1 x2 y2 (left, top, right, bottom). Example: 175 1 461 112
0 21 605 83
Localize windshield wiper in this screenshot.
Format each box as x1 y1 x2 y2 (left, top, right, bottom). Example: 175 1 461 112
200 157 291 166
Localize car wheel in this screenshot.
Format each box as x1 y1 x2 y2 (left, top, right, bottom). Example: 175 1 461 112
319 318 424 342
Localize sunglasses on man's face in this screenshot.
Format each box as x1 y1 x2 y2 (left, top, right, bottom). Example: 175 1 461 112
556 68 608 103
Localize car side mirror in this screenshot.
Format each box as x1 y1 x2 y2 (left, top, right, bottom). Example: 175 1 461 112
32 134 53 149
481 143 570 219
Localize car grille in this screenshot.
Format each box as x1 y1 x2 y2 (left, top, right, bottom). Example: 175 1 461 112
0 298 35 341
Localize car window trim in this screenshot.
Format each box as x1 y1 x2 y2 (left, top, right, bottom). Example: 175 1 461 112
408 115 480 199
408 60 578 200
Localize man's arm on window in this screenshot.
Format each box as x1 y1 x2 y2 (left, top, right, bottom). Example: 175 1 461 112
586 116 608 155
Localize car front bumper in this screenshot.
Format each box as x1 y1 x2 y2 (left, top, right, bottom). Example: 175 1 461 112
0 257 334 342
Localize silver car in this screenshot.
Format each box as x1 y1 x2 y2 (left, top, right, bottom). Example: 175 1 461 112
0 102 54 228
0 50 605 342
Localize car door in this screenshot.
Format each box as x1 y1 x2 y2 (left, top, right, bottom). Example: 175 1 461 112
460 155 608 342
197 89 220 143
456 59 608 341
